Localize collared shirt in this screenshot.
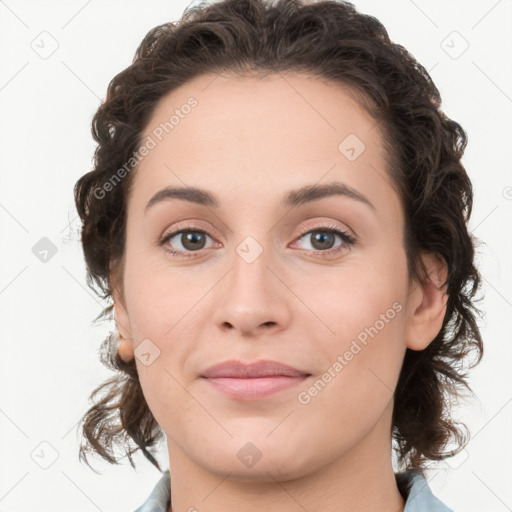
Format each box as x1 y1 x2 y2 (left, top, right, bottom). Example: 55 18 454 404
133 468 454 512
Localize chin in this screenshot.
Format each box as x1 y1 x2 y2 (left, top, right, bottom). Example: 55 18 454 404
194 433 317 482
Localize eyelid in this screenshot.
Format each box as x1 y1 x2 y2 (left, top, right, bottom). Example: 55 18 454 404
295 221 353 238
159 220 219 242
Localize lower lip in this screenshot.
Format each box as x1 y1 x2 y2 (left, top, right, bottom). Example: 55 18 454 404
202 375 309 400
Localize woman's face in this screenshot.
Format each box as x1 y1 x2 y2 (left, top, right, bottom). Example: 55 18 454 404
114 72 445 480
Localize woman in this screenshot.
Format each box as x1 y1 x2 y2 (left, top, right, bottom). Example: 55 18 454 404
74 0 484 510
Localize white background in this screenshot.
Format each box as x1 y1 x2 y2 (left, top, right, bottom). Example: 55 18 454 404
0 0 511 511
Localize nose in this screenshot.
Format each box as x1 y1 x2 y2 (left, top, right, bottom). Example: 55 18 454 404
211 239 292 338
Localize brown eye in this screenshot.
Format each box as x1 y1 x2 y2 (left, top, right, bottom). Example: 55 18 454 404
159 224 355 259
160 228 213 256
178 231 207 251
295 227 355 256
307 231 337 251
297 226 356 258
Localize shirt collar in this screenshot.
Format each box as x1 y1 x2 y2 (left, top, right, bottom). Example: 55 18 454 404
133 468 453 512
397 470 454 512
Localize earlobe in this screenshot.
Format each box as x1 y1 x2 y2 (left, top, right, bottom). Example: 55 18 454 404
117 332 135 362
405 252 449 351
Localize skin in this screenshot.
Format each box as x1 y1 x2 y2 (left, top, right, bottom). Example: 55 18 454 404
113 72 448 512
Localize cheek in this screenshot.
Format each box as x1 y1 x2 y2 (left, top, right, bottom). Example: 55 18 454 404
294 261 408 399
123 249 200 336
298 264 405 343
294 275 406 436
123 256 217 380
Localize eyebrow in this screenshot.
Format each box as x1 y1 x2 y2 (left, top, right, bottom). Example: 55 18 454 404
144 181 375 213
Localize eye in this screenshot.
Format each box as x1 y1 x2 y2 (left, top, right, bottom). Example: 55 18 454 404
159 225 215 257
292 225 355 258
158 223 356 258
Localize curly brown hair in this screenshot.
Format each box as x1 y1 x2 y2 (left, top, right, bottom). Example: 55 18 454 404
74 0 484 475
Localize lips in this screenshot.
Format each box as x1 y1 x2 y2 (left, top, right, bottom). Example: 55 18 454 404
201 359 310 378
200 360 311 400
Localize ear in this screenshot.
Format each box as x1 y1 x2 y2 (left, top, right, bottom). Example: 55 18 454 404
111 277 135 363
405 252 449 351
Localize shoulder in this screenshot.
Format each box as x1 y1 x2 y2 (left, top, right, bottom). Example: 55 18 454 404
132 470 171 512
396 469 455 512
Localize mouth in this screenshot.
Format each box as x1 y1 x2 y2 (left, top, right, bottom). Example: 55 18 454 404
200 359 312 400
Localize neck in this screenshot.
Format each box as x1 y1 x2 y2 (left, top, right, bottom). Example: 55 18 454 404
165 414 405 512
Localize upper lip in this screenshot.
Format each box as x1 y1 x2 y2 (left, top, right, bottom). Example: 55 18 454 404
201 360 310 378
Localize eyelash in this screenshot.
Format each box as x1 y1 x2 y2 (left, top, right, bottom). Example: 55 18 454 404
158 223 356 259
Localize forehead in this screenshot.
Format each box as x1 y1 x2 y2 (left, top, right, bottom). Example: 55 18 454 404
130 71 397 217
141 71 381 155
